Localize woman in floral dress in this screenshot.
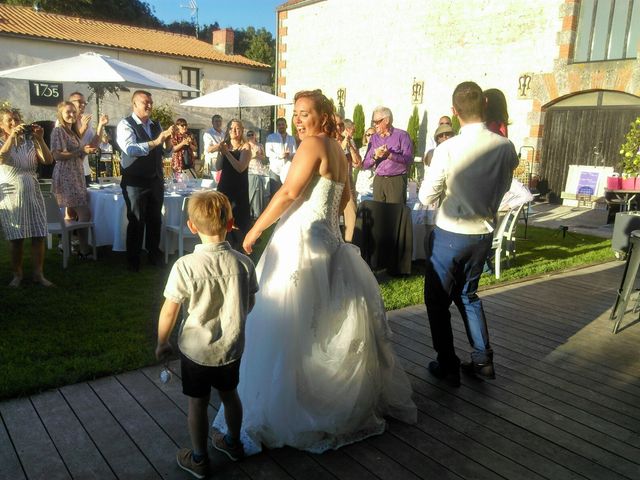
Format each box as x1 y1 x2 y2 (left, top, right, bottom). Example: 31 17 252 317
50 101 106 258
0 108 54 287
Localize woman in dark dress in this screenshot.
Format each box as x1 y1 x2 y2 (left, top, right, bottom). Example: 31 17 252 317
215 119 251 249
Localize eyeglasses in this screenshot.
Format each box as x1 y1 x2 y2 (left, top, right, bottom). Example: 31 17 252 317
365 133 373 137
372 117 386 125
247 133 255 137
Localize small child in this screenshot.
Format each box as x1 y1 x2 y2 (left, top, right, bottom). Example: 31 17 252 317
156 190 258 479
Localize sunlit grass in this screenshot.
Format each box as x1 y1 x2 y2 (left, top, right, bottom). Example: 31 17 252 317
378 224 615 310
0 223 614 398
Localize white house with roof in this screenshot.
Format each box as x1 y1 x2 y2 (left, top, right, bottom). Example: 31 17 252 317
0 4 274 144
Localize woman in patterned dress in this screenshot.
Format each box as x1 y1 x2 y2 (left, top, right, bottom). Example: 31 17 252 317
0 108 54 287
170 118 198 176
50 101 104 258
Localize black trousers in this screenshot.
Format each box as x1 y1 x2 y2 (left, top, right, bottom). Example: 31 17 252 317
121 179 164 267
372 174 407 204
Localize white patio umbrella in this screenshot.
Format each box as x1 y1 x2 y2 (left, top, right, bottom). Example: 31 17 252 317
0 52 197 177
0 52 198 92
181 83 290 118
0 52 198 118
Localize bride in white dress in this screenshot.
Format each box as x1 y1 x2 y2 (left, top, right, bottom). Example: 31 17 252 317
213 90 416 455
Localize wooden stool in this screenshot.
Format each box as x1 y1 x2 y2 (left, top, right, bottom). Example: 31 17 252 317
610 229 640 333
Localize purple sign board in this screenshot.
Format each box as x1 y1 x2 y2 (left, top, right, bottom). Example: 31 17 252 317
577 171 599 196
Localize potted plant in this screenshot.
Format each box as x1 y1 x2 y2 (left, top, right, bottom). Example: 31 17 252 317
619 116 640 189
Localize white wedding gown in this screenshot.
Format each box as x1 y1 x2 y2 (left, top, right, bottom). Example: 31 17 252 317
213 175 417 455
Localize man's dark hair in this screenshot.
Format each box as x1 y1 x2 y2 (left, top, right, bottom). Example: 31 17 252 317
211 114 222 123
276 117 287 125
68 91 84 99
452 81 484 120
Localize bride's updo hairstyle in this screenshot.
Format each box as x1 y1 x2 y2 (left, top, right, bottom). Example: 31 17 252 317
294 89 337 138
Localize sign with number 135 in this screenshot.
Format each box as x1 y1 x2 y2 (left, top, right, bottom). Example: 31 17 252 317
29 81 62 106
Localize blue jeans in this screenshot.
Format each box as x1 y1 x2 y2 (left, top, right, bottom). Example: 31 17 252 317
424 226 493 365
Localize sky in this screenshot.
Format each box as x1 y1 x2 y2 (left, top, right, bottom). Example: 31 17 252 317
145 0 283 35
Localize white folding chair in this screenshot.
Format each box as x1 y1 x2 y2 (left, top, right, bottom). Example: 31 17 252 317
164 196 198 264
43 192 97 268
491 204 524 279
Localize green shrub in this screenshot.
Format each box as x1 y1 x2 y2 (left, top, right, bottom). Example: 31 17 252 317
407 106 419 152
620 116 640 177
353 104 365 148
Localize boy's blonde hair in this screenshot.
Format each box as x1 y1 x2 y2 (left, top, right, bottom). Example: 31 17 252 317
188 191 233 236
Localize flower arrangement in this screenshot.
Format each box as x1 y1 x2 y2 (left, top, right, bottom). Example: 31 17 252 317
619 116 640 177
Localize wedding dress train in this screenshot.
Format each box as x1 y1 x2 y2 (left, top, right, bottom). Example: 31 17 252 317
213 175 417 454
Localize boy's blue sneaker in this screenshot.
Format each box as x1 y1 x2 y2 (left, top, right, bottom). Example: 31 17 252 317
212 432 245 461
176 448 209 479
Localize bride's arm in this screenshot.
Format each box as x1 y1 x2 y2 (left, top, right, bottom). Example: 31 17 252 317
242 137 321 254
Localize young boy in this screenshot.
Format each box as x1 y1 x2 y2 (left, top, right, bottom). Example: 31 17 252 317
156 190 258 479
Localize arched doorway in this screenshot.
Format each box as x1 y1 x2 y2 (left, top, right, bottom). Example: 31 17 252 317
539 90 640 202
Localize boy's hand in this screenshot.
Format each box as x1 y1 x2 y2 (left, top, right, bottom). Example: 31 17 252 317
155 342 173 361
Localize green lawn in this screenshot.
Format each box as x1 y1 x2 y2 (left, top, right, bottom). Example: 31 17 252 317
0 224 615 399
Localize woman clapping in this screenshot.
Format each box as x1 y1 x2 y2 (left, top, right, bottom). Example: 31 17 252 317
0 108 54 287
51 101 107 259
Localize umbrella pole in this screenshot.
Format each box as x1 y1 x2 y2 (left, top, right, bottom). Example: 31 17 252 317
94 90 102 182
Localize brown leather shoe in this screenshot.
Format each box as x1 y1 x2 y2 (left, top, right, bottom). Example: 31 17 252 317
461 361 496 379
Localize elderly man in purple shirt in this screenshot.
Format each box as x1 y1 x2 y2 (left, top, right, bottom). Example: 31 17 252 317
362 106 414 204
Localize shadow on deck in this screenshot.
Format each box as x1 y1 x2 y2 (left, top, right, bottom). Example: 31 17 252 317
1 262 639 480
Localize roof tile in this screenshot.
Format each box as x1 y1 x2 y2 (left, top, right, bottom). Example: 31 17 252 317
0 4 270 69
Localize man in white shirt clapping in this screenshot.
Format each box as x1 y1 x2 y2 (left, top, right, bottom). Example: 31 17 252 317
202 114 225 181
265 117 297 193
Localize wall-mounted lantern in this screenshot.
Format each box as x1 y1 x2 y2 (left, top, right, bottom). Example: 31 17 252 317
518 73 533 99
411 78 424 104
337 88 346 108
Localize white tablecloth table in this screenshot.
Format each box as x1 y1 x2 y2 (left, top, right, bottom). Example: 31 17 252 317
407 199 437 261
88 186 205 254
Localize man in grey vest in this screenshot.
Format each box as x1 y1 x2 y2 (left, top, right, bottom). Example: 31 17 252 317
419 81 518 386
116 90 174 271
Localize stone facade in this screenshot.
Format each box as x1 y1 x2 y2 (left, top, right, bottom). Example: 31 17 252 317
276 0 640 167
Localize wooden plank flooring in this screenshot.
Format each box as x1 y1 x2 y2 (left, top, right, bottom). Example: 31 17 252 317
2 261 640 480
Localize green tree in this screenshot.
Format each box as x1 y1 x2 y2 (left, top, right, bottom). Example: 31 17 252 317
451 115 461 134
150 104 174 130
406 106 420 180
2 0 163 28
352 104 365 148
406 106 420 152
620 116 640 177
234 27 276 66
197 22 220 41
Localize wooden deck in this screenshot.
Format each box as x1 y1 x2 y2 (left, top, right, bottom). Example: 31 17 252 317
1 261 639 480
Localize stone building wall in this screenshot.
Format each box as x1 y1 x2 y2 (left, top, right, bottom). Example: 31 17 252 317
276 0 639 167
